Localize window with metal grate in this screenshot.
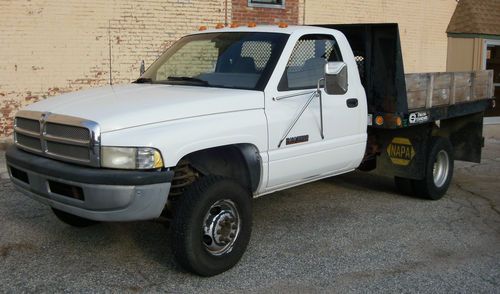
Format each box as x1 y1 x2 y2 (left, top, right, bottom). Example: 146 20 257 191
248 0 284 8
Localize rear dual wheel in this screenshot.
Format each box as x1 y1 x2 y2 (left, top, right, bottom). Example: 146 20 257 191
394 137 454 200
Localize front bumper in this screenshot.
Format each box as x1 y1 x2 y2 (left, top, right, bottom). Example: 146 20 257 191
5 146 173 221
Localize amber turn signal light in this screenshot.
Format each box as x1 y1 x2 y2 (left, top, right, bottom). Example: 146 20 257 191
396 116 402 127
375 116 384 126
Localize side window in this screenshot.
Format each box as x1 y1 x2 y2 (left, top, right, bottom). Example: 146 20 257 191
278 34 342 91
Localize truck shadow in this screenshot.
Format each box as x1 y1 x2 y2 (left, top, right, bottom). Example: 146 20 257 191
321 170 399 195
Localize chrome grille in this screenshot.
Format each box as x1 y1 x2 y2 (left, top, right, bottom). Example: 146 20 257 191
14 111 100 167
46 141 90 161
15 132 42 151
16 117 40 133
46 123 90 142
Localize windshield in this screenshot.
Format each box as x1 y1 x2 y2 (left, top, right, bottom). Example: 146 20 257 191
139 32 289 90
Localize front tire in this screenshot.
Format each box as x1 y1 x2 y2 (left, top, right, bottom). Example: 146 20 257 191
413 137 454 200
170 176 252 276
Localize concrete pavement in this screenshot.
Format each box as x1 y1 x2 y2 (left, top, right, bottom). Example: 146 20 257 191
0 125 499 292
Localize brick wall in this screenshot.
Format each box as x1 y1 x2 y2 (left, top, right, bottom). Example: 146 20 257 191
304 0 457 73
231 0 300 24
0 0 458 141
0 0 231 140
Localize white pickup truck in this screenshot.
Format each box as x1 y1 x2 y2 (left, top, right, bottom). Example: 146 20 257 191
5 24 495 276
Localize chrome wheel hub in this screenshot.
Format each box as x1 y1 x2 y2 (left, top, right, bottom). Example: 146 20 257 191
433 150 450 188
202 199 240 256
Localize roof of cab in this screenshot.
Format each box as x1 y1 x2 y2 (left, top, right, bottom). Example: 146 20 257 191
190 25 338 36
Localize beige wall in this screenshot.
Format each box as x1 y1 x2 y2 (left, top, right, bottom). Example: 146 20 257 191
0 0 230 140
304 0 457 73
446 37 484 71
0 0 458 141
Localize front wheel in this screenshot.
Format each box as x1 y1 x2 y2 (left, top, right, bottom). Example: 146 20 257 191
413 137 454 200
170 176 252 276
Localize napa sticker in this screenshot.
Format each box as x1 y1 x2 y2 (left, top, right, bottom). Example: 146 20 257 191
387 137 416 166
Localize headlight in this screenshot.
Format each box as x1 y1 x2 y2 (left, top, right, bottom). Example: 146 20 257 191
101 147 164 169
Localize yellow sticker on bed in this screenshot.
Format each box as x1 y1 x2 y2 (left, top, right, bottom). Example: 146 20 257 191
387 137 415 166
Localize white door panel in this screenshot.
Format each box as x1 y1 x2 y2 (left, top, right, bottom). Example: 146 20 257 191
266 88 364 188
267 136 366 187
264 32 367 190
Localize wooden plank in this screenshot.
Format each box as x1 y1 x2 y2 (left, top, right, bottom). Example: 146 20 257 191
453 72 472 87
471 71 491 100
405 74 429 92
474 70 490 81
406 91 427 109
474 85 489 100
405 70 492 109
431 73 451 106
453 72 472 103
426 73 434 108
433 73 452 89
454 86 472 103
432 88 450 106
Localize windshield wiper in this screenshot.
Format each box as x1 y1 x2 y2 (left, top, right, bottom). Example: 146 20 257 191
134 77 153 84
167 76 209 86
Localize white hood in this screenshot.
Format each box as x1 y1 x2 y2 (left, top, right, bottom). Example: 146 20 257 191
25 84 264 133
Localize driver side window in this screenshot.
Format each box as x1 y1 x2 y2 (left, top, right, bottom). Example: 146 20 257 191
278 34 342 91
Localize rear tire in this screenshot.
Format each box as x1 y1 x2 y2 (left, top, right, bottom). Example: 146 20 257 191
51 208 99 227
170 176 252 276
413 137 454 200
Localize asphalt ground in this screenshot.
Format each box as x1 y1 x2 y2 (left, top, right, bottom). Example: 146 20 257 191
0 126 499 293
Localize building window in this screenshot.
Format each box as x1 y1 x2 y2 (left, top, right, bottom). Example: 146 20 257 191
248 0 285 9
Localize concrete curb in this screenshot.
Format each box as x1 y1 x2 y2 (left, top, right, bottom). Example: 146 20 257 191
484 125 500 141
0 138 11 179
0 138 13 151
0 150 8 180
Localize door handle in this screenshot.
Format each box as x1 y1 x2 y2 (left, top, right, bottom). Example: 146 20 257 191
346 98 358 108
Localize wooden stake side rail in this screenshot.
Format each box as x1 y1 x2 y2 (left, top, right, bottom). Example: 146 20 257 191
405 70 494 110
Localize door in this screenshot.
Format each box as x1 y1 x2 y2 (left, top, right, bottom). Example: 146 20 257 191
265 33 366 189
484 39 500 117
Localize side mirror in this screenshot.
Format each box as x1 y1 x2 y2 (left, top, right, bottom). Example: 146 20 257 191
324 62 348 95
